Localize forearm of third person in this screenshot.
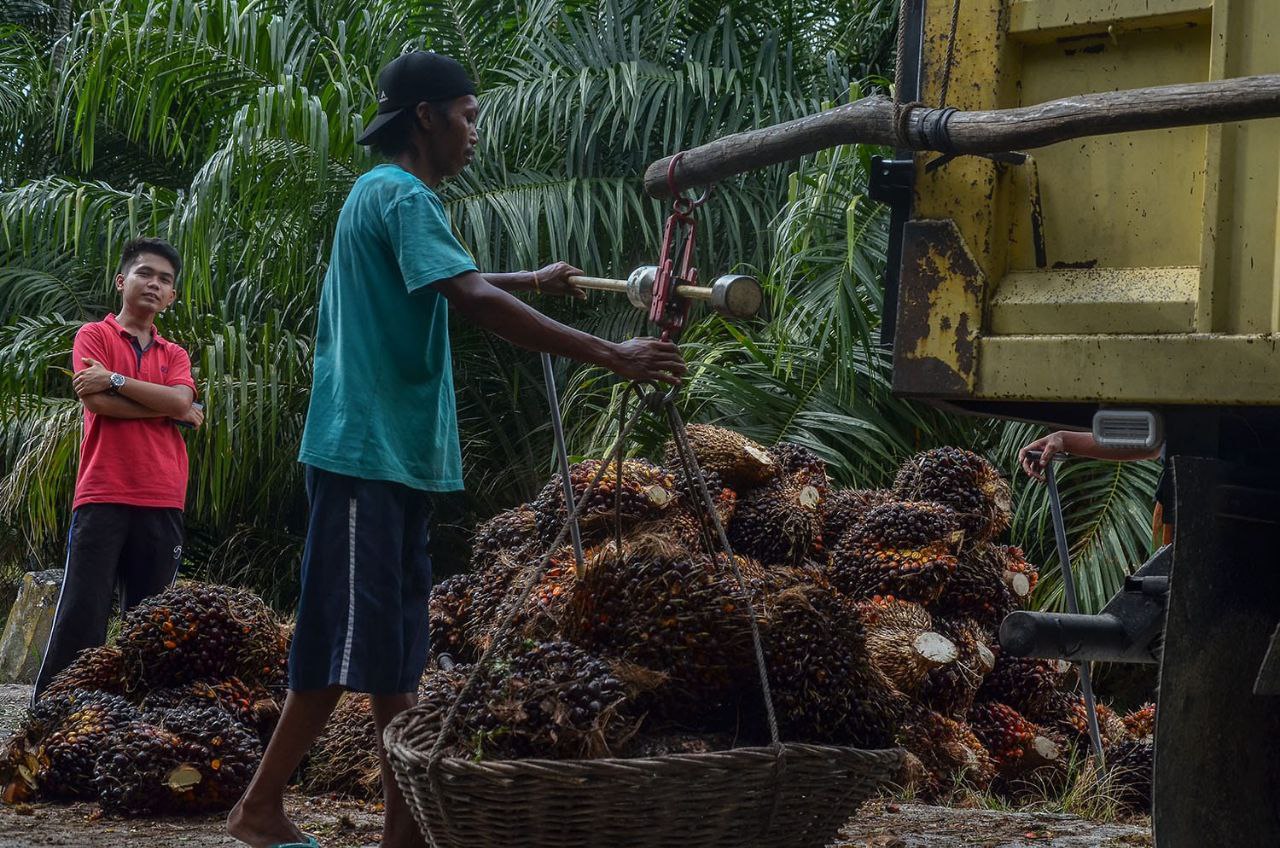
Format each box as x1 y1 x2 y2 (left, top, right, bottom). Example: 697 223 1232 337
115 379 195 417
439 275 615 366
82 393 171 419
1056 430 1162 462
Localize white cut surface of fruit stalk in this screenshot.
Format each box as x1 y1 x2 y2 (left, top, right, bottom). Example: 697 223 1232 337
744 444 773 466
166 764 203 791
1003 570 1031 598
645 486 673 507
914 632 959 668
798 486 821 509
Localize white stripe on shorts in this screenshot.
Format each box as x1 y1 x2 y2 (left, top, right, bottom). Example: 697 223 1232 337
339 496 358 686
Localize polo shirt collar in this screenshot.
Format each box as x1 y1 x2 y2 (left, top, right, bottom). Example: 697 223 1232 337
103 312 168 346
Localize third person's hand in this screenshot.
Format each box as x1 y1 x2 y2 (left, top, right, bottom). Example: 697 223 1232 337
1018 432 1065 481
608 337 687 386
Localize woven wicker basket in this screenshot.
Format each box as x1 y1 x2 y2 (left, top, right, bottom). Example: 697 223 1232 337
384 704 904 848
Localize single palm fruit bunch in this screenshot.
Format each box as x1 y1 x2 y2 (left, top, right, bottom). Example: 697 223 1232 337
94 720 211 816
976 655 1072 718
565 534 756 705
118 582 283 689
463 640 633 760
820 488 893 553
896 706 995 799
429 572 478 662
1121 702 1156 739
2 688 129 802
1103 738 1154 813
931 545 1018 630
893 447 1012 544
828 501 962 604
643 469 738 553
37 692 140 800
301 692 380 798
967 701 1061 778
769 442 830 496
727 477 824 567
471 505 540 570
41 645 128 701
918 617 996 720
662 424 777 491
759 584 908 747
856 597 958 695
153 705 263 811
531 459 677 545
466 544 587 656
140 677 276 743
1030 691 1129 752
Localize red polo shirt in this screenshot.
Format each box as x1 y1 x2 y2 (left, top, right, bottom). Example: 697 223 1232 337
72 314 198 510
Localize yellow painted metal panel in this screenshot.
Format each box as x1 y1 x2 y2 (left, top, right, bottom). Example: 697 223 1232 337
989 267 1198 334
976 334 1280 404
1009 0 1212 39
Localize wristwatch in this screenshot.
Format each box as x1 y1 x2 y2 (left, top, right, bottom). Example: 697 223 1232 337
109 372 126 391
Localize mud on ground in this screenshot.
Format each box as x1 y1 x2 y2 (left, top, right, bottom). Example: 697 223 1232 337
0 684 1152 848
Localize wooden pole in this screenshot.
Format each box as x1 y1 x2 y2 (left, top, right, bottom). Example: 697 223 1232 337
644 74 1280 197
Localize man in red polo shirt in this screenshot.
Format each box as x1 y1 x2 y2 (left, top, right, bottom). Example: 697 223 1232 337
33 237 204 701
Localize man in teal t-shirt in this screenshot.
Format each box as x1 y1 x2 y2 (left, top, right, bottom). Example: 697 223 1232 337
229 52 685 848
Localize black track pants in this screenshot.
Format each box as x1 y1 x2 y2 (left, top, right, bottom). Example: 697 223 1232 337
32 504 183 701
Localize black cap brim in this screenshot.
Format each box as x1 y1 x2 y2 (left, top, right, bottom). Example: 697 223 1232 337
356 107 405 145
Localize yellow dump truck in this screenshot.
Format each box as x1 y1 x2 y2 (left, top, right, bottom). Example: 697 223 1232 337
646 3 1280 844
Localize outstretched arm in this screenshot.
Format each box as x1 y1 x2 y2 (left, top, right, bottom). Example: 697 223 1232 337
434 272 686 384
1019 430 1161 481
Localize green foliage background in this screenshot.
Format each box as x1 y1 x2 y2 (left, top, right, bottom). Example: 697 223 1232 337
0 0 1157 612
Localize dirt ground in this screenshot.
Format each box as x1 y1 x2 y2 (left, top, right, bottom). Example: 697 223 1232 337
0 684 1153 848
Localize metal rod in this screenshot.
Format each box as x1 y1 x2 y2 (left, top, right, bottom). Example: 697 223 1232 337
568 274 715 302
1044 458 1107 766
541 353 585 578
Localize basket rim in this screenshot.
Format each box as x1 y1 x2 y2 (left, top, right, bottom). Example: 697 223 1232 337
383 704 906 771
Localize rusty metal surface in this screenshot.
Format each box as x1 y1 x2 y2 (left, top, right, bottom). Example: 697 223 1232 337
892 220 985 397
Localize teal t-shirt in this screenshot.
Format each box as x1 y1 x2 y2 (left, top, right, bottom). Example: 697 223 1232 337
299 164 478 491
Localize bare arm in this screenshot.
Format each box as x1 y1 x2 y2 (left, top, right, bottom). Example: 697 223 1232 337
82 393 170 419
433 272 686 384
1019 429 1162 480
483 271 535 293
484 263 586 299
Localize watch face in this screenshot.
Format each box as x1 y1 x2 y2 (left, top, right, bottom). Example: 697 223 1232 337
111 373 125 387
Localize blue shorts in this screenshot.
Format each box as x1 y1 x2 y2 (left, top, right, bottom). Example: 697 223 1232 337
289 465 433 694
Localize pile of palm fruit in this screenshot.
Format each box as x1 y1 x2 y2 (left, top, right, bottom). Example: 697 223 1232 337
0 582 288 816
310 426 1154 812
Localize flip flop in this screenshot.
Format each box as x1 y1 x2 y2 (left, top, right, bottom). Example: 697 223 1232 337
268 837 319 848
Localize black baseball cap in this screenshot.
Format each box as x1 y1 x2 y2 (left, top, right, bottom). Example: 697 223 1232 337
357 52 477 146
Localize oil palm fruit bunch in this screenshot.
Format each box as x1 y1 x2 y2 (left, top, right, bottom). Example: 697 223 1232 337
760 585 907 747
566 535 756 702
429 573 479 662
820 488 892 552
1103 738 1154 812
140 677 277 744
36 692 140 799
647 470 738 553
1121 702 1156 738
976 655 1072 718
828 501 962 604
471 505 540 568
1030 692 1128 752
662 424 777 490
118 582 283 689
152 705 263 810
727 476 824 567
531 459 677 545
301 693 380 798
463 640 632 759
466 545 585 656
893 447 1012 544
919 618 996 720
770 442 830 496
967 701 1061 778
40 645 128 700
856 597 958 695
930 544 1030 633
94 720 211 815
895 706 995 799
